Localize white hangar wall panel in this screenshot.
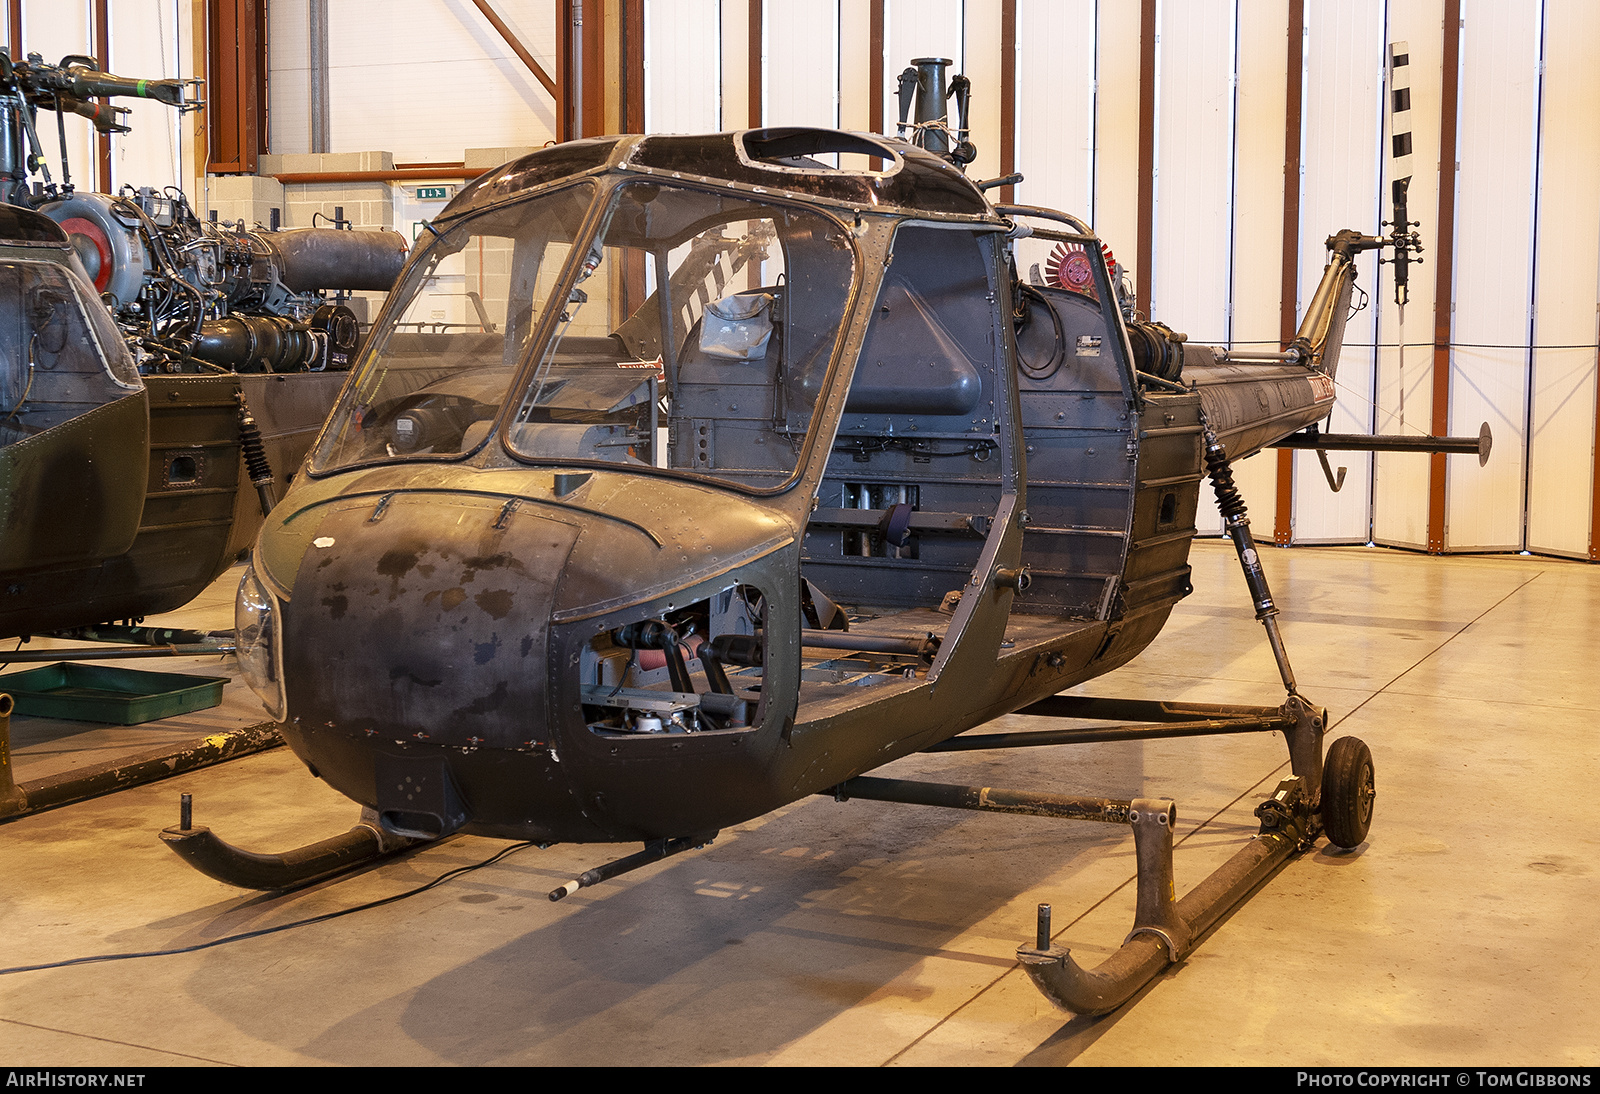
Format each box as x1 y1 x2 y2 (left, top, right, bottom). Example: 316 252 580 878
1149 0 1233 346
647 0 723 133
1526 0 1600 559
719 0 748 130
108 0 187 195
763 0 840 130
837 2 874 133
880 0 964 136
961 0 1001 185
24 0 96 192
1289 0 1382 544
1445 0 1538 552
1151 0 1235 536
1372 0 1446 551
266 1 559 160
268 1 311 155
1092 0 1141 254
1227 0 1291 535
1012 0 1096 223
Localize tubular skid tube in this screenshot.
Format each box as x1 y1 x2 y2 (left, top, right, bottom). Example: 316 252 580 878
820 691 1334 1017
160 812 425 890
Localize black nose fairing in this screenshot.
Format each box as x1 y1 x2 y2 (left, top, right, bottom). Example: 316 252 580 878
280 493 580 834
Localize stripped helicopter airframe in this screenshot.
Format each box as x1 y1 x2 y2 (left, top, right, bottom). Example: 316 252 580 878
163 122 1428 1015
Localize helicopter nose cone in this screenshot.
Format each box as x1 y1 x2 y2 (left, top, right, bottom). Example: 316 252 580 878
272 473 797 841
282 493 580 753
276 490 587 838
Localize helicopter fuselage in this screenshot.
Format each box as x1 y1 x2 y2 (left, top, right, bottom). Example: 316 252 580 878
242 130 1344 844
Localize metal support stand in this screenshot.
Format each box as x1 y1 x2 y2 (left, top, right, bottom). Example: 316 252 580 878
2 712 280 824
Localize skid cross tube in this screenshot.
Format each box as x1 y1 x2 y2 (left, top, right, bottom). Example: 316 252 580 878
549 833 717 901
829 775 1135 824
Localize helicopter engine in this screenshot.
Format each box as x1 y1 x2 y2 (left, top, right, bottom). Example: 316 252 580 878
40 187 405 373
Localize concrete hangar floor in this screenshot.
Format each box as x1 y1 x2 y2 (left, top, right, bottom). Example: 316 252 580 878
0 540 1594 1067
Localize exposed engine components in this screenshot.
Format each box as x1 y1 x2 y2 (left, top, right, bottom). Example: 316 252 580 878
191 306 361 373
1124 318 1190 383
38 187 406 374
581 588 767 735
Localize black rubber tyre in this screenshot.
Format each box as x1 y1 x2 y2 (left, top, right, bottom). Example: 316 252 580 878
1321 736 1375 848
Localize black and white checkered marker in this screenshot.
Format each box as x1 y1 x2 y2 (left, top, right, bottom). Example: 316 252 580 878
1387 42 1418 306
1390 42 1413 190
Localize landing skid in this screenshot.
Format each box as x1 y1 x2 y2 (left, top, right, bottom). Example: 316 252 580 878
159 794 426 890
828 691 1371 1015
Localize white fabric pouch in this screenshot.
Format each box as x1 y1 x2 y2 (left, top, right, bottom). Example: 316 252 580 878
699 291 775 360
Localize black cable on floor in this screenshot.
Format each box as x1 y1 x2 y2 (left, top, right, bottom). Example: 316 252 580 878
0 839 539 977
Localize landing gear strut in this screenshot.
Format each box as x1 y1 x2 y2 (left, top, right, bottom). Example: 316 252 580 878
1019 428 1375 1013
838 432 1376 1015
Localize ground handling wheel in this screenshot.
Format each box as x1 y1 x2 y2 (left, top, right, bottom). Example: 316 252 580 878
1320 736 1375 848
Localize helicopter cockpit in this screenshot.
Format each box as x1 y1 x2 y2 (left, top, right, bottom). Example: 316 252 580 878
0 204 148 575
312 173 856 491
0 206 142 448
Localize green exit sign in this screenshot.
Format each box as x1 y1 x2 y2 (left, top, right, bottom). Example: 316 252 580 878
415 185 453 201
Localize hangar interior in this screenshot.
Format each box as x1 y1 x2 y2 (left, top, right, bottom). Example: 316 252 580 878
0 0 1596 1067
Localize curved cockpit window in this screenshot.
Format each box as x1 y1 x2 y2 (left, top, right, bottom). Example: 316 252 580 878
0 258 141 450
504 180 857 490
313 182 595 470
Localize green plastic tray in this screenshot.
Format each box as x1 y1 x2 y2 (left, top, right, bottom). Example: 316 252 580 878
0 663 230 725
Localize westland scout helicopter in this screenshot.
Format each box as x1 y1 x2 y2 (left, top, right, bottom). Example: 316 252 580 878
161 64 1461 1013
